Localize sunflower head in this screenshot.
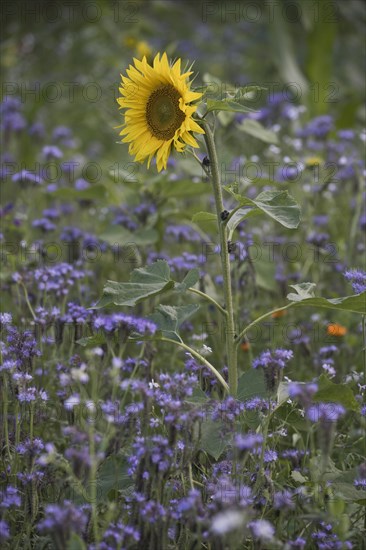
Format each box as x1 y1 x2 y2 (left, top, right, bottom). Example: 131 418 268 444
117 52 204 172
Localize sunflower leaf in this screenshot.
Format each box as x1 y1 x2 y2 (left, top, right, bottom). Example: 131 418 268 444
206 99 256 114
286 288 366 315
148 304 200 342
93 260 174 308
237 119 279 144
224 187 301 229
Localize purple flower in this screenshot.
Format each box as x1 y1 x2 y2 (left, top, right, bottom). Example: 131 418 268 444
29 121 45 139
249 519 275 541
16 437 45 457
0 96 22 114
0 486 21 509
306 231 329 248
211 396 244 422
273 489 295 510
298 115 333 139
18 387 48 402
42 145 63 160
263 449 278 463
0 520 10 542
288 382 318 407
338 129 354 140
287 537 306 549
93 313 156 336
253 348 293 392
354 479 366 489
42 207 59 219
0 312 12 325
306 402 345 423
32 218 56 232
344 268 366 294
12 169 43 185
235 433 263 452
37 500 89 544
253 348 293 370
74 178 90 190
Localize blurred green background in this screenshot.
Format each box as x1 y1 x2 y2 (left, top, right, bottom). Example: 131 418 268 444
1 0 365 168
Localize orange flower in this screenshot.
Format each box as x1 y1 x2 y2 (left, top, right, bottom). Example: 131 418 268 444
327 323 347 337
271 309 287 319
240 342 250 352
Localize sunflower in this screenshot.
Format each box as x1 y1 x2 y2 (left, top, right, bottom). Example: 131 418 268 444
117 52 204 172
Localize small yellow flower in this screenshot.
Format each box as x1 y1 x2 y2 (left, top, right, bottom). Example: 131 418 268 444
136 41 152 59
123 36 137 48
305 156 323 167
117 52 204 172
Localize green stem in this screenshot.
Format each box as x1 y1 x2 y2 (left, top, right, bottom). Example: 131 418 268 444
159 337 229 393
20 282 36 320
235 303 295 346
2 375 11 460
188 287 227 317
201 120 237 396
89 364 99 544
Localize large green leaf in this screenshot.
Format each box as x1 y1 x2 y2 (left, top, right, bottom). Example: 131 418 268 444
192 211 217 223
332 482 366 504
93 260 174 308
174 268 200 292
226 207 260 240
237 368 268 402
237 119 279 144
199 420 228 460
313 374 360 412
97 456 133 501
225 187 301 229
206 98 256 114
153 179 210 198
149 304 200 342
287 285 366 314
67 534 87 550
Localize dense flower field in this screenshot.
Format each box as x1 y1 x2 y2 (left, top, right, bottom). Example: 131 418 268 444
1 1 366 549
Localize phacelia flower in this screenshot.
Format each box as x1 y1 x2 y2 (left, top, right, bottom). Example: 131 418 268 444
344 268 366 294
117 52 204 172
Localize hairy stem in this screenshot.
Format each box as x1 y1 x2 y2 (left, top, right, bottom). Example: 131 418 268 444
201 120 238 396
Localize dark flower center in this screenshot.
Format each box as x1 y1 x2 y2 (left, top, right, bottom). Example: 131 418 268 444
146 85 185 140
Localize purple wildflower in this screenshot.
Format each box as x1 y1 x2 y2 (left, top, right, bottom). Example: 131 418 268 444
235 433 263 452
42 145 63 160
249 519 275 541
0 520 10 542
273 489 295 510
12 169 43 185
306 402 345 423
344 268 366 294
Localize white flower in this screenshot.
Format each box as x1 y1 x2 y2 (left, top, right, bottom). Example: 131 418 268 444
71 363 89 383
249 519 275 541
112 357 123 369
211 510 244 535
199 344 212 356
64 394 80 410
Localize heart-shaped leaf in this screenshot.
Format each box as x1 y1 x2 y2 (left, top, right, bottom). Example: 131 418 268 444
287 286 366 314
93 260 174 308
149 304 200 342
225 187 301 229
